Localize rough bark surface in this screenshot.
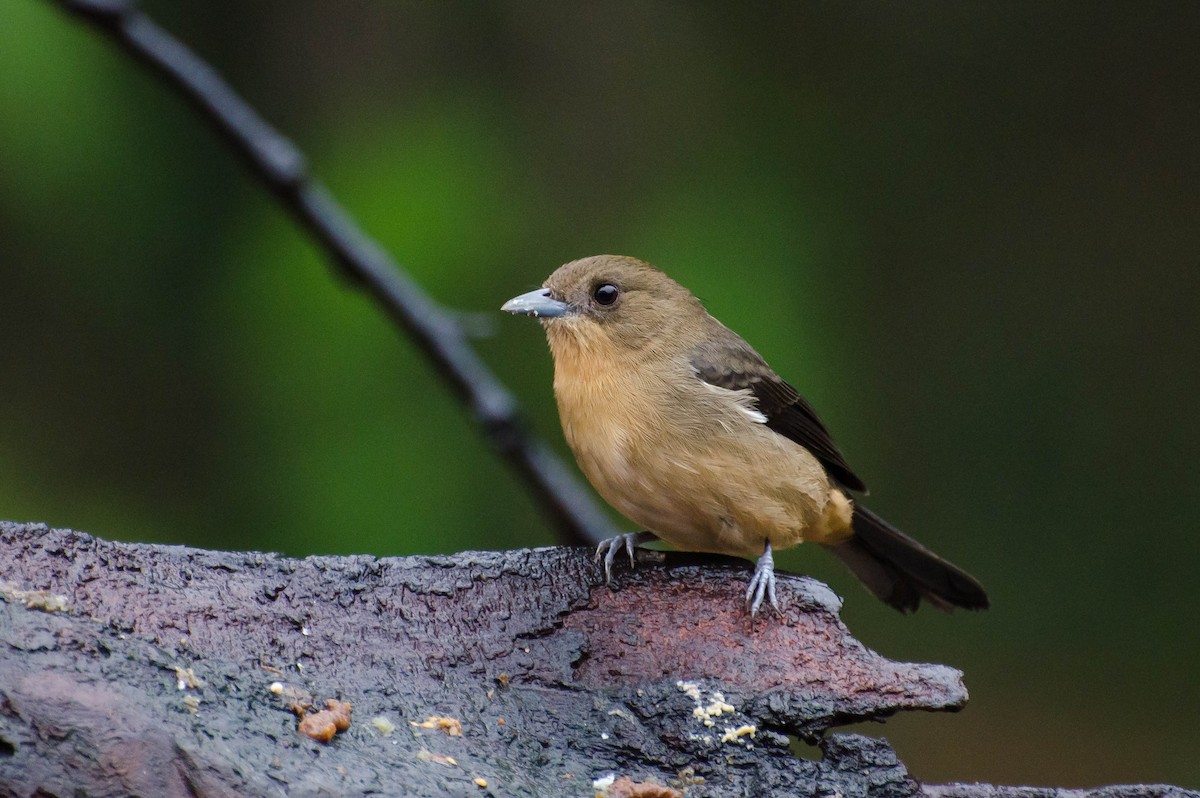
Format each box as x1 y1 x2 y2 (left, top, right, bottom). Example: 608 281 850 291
0 521 1193 798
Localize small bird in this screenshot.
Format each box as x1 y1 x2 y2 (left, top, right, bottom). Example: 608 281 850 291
502 255 988 615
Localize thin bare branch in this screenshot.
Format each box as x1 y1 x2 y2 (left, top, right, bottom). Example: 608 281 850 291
47 0 616 546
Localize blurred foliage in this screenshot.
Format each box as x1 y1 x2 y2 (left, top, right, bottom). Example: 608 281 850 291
2 0 1198 788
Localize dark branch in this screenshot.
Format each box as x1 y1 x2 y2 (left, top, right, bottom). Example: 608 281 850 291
0 522 963 796
4 522 1195 798
46 0 616 547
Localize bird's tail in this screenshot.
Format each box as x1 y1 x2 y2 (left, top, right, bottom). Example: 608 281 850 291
827 505 989 613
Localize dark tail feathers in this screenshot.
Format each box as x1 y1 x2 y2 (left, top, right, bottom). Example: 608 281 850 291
828 505 989 613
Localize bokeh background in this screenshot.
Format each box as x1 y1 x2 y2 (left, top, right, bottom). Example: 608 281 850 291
3 0 1198 788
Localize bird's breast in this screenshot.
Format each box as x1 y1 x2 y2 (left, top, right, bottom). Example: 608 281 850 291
548 333 849 556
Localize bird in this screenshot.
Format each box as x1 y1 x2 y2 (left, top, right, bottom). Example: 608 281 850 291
501 255 988 615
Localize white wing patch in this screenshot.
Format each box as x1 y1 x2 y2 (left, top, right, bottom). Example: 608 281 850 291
738 405 768 424
692 366 768 424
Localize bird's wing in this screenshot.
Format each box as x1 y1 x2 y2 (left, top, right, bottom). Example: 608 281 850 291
689 335 868 493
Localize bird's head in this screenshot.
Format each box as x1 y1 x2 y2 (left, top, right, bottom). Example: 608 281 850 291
501 255 707 354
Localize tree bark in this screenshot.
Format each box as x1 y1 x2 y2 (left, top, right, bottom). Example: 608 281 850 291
0 521 1193 798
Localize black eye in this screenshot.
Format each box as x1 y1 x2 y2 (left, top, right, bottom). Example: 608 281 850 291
593 283 619 306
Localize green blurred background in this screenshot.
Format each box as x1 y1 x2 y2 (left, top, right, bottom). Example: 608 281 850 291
2 0 1198 788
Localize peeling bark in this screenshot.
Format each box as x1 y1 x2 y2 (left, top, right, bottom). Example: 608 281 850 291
0 522 1192 798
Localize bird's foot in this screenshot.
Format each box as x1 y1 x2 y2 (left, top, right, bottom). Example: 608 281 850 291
745 541 778 616
595 531 657 584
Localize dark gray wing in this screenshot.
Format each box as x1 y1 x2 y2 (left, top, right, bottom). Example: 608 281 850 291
690 335 867 493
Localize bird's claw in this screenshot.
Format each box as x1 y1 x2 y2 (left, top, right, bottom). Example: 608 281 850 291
745 542 779 616
595 532 654 584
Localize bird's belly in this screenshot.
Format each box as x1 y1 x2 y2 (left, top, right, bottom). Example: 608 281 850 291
570 421 851 558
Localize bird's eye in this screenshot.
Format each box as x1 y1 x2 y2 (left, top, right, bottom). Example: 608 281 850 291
593 283 619 306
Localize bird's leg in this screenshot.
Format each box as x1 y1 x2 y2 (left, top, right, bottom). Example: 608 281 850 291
595 531 658 584
745 540 778 616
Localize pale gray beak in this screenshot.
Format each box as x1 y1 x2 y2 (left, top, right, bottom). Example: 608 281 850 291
501 288 570 318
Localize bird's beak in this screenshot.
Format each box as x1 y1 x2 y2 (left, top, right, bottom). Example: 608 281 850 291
501 288 570 318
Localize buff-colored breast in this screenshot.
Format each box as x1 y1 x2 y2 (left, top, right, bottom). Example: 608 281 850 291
546 322 854 558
